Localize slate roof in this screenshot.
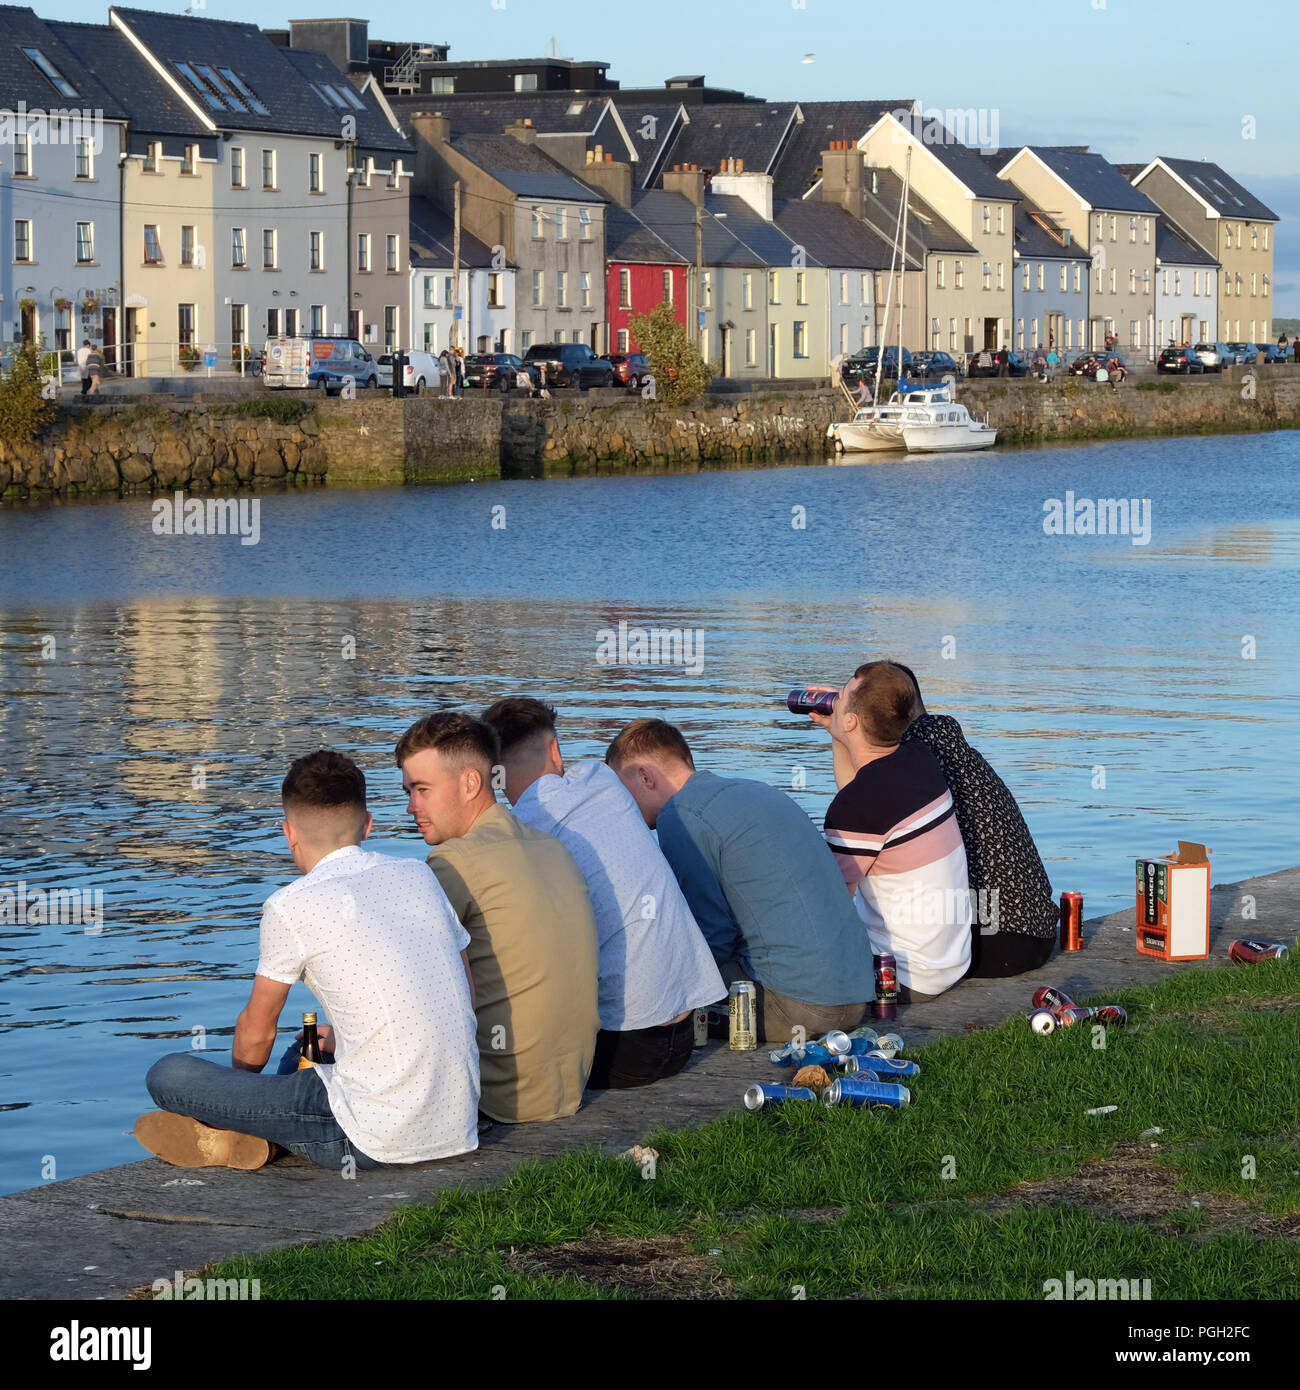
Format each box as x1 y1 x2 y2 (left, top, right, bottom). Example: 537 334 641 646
629 189 764 268
1114 162 1144 181
605 202 689 264
0 6 127 117
661 102 799 177
706 192 811 266
1013 204 1090 261
599 100 685 186
409 195 506 269
45 19 201 137
1155 213 1218 268
387 93 609 137
770 100 909 200
1016 146 1160 214
860 166 972 262
900 118 1011 200
450 133 606 201
109 6 369 138
277 46 410 154
773 197 901 270
1150 157 1279 222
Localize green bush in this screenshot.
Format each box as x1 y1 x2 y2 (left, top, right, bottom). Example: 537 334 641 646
0 344 56 444
628 300 712 406
178 346 200 373
1136 380 1180 394
213 396 308 425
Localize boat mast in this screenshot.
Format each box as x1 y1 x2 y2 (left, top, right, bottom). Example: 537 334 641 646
897 144 911 388
873 158 906 408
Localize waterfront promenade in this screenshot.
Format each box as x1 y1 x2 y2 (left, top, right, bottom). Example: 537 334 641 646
2 864 1293 1301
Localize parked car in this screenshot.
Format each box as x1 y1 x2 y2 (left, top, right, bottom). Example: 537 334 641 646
523 342 614 389
463 353 535 391
1157 346 1205 374
1220 342 1250 365
376 350 442 393
1193 342 1226 372
908 350 961 381
1225 341 1262 365
966 349 1029 378
606 351 651 389
264 335 379 393
1068 351 1127 380
1258 342 1289 363
840 346 913 383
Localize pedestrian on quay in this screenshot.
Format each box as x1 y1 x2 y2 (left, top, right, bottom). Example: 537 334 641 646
1046 345 1060 378
438 350 452 397
996 346 1010 378
76 339 92 396
86 343 104 396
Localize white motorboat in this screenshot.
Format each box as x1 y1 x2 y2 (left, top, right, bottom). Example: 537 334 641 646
899 397 997 452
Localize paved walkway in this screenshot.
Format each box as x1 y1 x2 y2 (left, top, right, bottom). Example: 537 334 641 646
2 865 1294 1300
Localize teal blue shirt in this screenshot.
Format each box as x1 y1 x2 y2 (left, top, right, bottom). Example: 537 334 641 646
655 770 874 1005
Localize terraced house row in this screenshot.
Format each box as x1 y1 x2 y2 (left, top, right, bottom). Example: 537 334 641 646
0 10 1280 379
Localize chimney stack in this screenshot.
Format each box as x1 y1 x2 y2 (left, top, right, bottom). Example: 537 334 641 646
505 117 538 145
821 143 864 218
664 164 708 207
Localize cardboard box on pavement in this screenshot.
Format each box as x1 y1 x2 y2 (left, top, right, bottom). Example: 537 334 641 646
1135 841 1211 961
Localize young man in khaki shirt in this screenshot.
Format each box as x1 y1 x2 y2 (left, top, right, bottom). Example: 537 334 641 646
396 712 599 1123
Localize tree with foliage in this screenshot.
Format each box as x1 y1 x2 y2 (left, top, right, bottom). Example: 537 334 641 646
0 343 56 445
627 299 712 406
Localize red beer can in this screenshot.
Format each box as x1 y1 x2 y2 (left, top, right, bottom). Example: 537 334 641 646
1093 1005 1128 1027
1228 938 1289 965
873 953 898 1022
1032 985 1076 1011
1060 892 1084 952
1051 1004 1095 1027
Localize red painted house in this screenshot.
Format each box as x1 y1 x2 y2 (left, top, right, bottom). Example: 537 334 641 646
605 206 689 352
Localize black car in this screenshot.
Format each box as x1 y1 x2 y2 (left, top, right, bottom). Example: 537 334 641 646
1069 351 1127 380
840 346 912 383
908 350 961 381
966 349 1028 378
1157 346 1205 375
464 353 535 391
523 342 614 389
606 352 651 388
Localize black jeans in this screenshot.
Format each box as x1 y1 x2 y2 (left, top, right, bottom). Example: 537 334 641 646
586 1017 694 1090
967 929 1055 979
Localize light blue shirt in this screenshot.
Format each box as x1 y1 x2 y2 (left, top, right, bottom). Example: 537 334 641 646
513 761 724 1030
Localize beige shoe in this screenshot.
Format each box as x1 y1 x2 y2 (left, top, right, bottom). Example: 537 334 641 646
134 1111 273 1170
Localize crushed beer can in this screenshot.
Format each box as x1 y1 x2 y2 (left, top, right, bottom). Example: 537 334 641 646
858 1056 920 1079
1027 1008 1057 1035
822 1078 911 1109
1051 1004 1096 1027
743 1083 817 1110
768 1029 850 1068
1228 938 1290 965
1032 986 1076 1011
837 1057 881 1079
1093 1004 1128 1027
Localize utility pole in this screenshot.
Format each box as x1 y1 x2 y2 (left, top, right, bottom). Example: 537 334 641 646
452 179 462 354
695 199 705 358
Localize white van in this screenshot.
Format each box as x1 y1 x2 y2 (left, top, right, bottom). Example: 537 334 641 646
263 336 379 392
376 350 442 393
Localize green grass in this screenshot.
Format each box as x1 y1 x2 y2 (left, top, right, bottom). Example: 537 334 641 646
1135 380 1181 393
210 396 309 425
207 959 1300 1299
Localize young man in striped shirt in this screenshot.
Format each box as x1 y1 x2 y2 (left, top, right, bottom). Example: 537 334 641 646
816 662 972 1001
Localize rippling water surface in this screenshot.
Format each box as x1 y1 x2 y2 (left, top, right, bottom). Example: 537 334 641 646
1 432 1297 1193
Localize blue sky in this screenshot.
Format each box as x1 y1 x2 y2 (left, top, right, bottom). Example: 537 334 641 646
51 0 1300 315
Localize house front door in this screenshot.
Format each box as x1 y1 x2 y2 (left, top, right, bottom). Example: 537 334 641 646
101 309 117 373
20 304 36 348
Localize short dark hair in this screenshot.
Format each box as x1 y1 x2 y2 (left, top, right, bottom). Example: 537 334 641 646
481 697 556 757
394 712 498 773
605 718 695 771
282 749 367 811
847 662 919 744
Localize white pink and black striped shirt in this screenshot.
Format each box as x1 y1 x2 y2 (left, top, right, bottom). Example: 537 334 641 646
824 742 972 997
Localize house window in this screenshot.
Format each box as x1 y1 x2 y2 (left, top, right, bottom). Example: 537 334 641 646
309 304 324 335
1225 224 1234 248
743 272 753 309
178 303 195 349
309 153 322 193
521 329 533 351
1129 268 1136 294
284 308 298 337
617 328 629 352
488 272 504 307
1017 320 1024 351
768 270 779 304
1022 263 1029 291
386 235 399 272
143 224 161 263
580 271 591 309
982 263 991 290
1130 319 1140 348
1193 271 1200 296
839 322 849 354
579 208 592 239
231 303 246 350
262 149 276 189
998 205 1005 235
310 231 323 271
423 323 437 351
13 133 31 176
357 233 370 272
619 268 631 308
745 328 756 365
1251 272 1257 295
531 207 545 238
1263 226 1269 251
702 271 712 309
14 219 32 261
1060 264 1068 292
1162 270 1169 295
181 144 196 176
556 271 568 308
556 207 568 241
860 273 870 303
75 138 92 179
839 272 849 304
938 259 947 290
143 141 160 173
795 271 807 305
181 225 196 265
1096 213 1104 241
232 227 246 267
997 262 1005 290
231 147 245 187
1109 214 1117 240
1144 218 1151 244
75 221 94 263
532 270 543 307
955 260 964 289
514 73 538 92
263 228 277 269
384 306 398 348
444 276 454 308
1110 268 1117 294
266 308 280 337
663 269 673 302
355 157 370 188
982 204 990 233
949 317 957 350
421 276 434 308
430 75 454 94
1036 263 1044 291
793 320 808 358
1129 217 1137 243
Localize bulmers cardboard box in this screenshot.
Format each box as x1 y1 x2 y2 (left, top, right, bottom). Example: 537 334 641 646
1135 842 1211 960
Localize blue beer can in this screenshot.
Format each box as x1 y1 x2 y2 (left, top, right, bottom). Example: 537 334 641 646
767 1036 849 1068
837 1057 881 1079
744 1083 818 1110
859 1056 920 1079
822 1078 911 1109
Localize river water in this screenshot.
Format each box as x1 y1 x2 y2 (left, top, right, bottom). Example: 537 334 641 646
1 431 1297 1194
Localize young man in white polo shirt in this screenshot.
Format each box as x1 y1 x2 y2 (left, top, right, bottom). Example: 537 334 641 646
481 697 724 1090
135 750 479 1170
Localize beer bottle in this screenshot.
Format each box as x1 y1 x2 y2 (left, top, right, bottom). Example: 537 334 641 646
298 1011 324 1069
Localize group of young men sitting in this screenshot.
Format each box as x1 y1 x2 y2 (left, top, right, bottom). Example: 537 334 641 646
135 660 1060 1173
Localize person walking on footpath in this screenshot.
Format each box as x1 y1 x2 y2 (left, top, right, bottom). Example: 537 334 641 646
85 343 104 396
76 339 92 396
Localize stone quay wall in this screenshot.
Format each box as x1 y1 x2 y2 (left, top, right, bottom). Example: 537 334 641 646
2 368 1298 499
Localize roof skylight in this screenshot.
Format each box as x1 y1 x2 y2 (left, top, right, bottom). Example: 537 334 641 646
173 61 226 111
218 68 269 116
22 47 79 99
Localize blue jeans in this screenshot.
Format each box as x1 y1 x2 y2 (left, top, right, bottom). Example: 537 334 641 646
145 1041 382 1170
